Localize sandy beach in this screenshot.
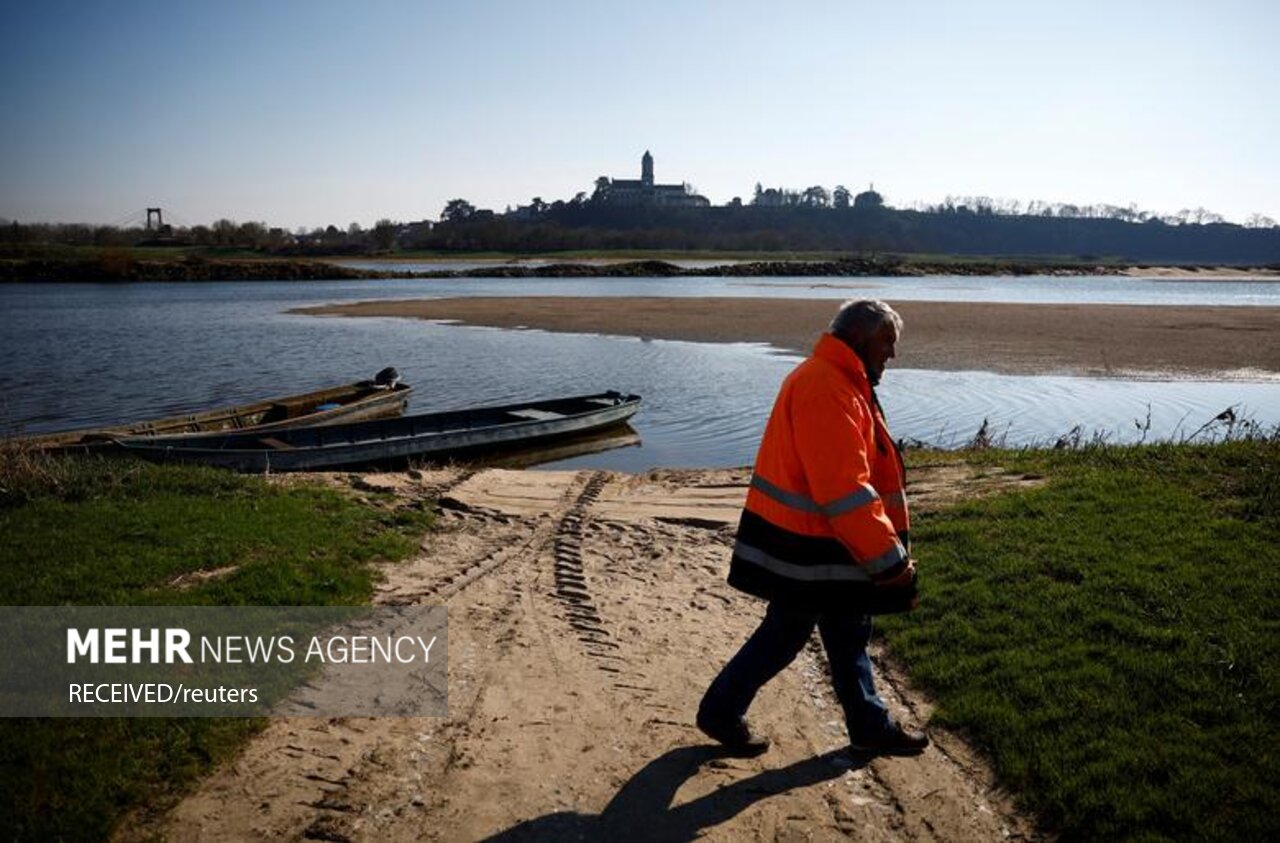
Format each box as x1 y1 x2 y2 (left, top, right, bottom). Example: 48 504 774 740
138 465 1045 842
1121 266 1280 279
301 297 1280 378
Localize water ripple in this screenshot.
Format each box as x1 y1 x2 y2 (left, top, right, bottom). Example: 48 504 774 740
2 283 1277 469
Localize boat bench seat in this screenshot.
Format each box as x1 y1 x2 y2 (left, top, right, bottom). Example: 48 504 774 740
508 409 566 422
258 403 294 424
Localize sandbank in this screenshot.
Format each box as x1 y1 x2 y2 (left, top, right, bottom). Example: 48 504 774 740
298 297 1280 378
1121 266 1280 279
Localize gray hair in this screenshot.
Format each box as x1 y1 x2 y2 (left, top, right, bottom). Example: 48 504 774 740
829 299 903 343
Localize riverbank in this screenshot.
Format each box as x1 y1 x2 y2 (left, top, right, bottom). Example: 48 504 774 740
5 253 1279 283
142 441 1277 841
0 257 386 283
1123 265 1280 279
135 460 1046 842
299 296 1280 379
5 440 1275 840
0 455 432 840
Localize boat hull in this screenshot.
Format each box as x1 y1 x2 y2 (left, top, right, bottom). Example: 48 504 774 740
118 392 641 471
15 380 412 453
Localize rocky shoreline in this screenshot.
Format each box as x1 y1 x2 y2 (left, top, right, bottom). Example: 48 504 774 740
1 255 1129 283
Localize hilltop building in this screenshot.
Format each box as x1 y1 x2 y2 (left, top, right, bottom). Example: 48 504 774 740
593 151 710 208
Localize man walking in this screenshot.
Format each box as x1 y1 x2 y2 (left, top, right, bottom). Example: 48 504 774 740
697 299 928 757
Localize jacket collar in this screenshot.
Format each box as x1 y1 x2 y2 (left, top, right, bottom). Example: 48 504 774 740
812 333 872 398
814 333 900 465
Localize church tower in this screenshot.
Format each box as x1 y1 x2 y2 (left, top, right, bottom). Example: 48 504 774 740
641 150 654 187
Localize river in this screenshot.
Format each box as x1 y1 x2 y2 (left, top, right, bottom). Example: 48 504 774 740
2 276 1277 470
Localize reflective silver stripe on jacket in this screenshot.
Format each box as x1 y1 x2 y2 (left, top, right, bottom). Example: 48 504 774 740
750 474 881 518
734 541 873 582
734 538 907 581
823 485 880 517
865 541 909 576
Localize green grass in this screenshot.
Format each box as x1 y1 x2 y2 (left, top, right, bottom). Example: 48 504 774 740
0 454 433 841
885 441 1279 841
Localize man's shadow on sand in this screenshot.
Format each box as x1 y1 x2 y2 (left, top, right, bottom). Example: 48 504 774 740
480 744 870 842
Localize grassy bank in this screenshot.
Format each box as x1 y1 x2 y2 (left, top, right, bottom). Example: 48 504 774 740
0 453 432 840
4 243 1123 265
0 243 1199 282
887 440 1279 840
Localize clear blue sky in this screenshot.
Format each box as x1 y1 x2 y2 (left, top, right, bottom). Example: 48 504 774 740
1 0 1276 229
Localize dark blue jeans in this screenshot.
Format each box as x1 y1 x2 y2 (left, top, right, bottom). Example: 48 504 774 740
699 601 892 740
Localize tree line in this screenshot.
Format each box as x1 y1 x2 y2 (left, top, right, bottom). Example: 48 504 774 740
4 187 1278 263
418 202 1280 263
0 217 405 255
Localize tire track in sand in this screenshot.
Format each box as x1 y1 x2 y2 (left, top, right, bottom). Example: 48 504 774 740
133 466 1043 843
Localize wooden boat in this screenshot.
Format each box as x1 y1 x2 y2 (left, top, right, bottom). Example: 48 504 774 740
17 369 412 452
116 391 642 472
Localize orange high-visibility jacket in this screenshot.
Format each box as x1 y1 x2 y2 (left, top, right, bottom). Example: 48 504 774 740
728 332 911 609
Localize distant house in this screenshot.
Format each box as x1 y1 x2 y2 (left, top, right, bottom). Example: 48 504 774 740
506 204 541 221
594 151 710 208
753 187 788 207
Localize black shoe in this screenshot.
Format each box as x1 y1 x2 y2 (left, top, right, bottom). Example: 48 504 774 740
696 710 770 757
848 723 929 756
